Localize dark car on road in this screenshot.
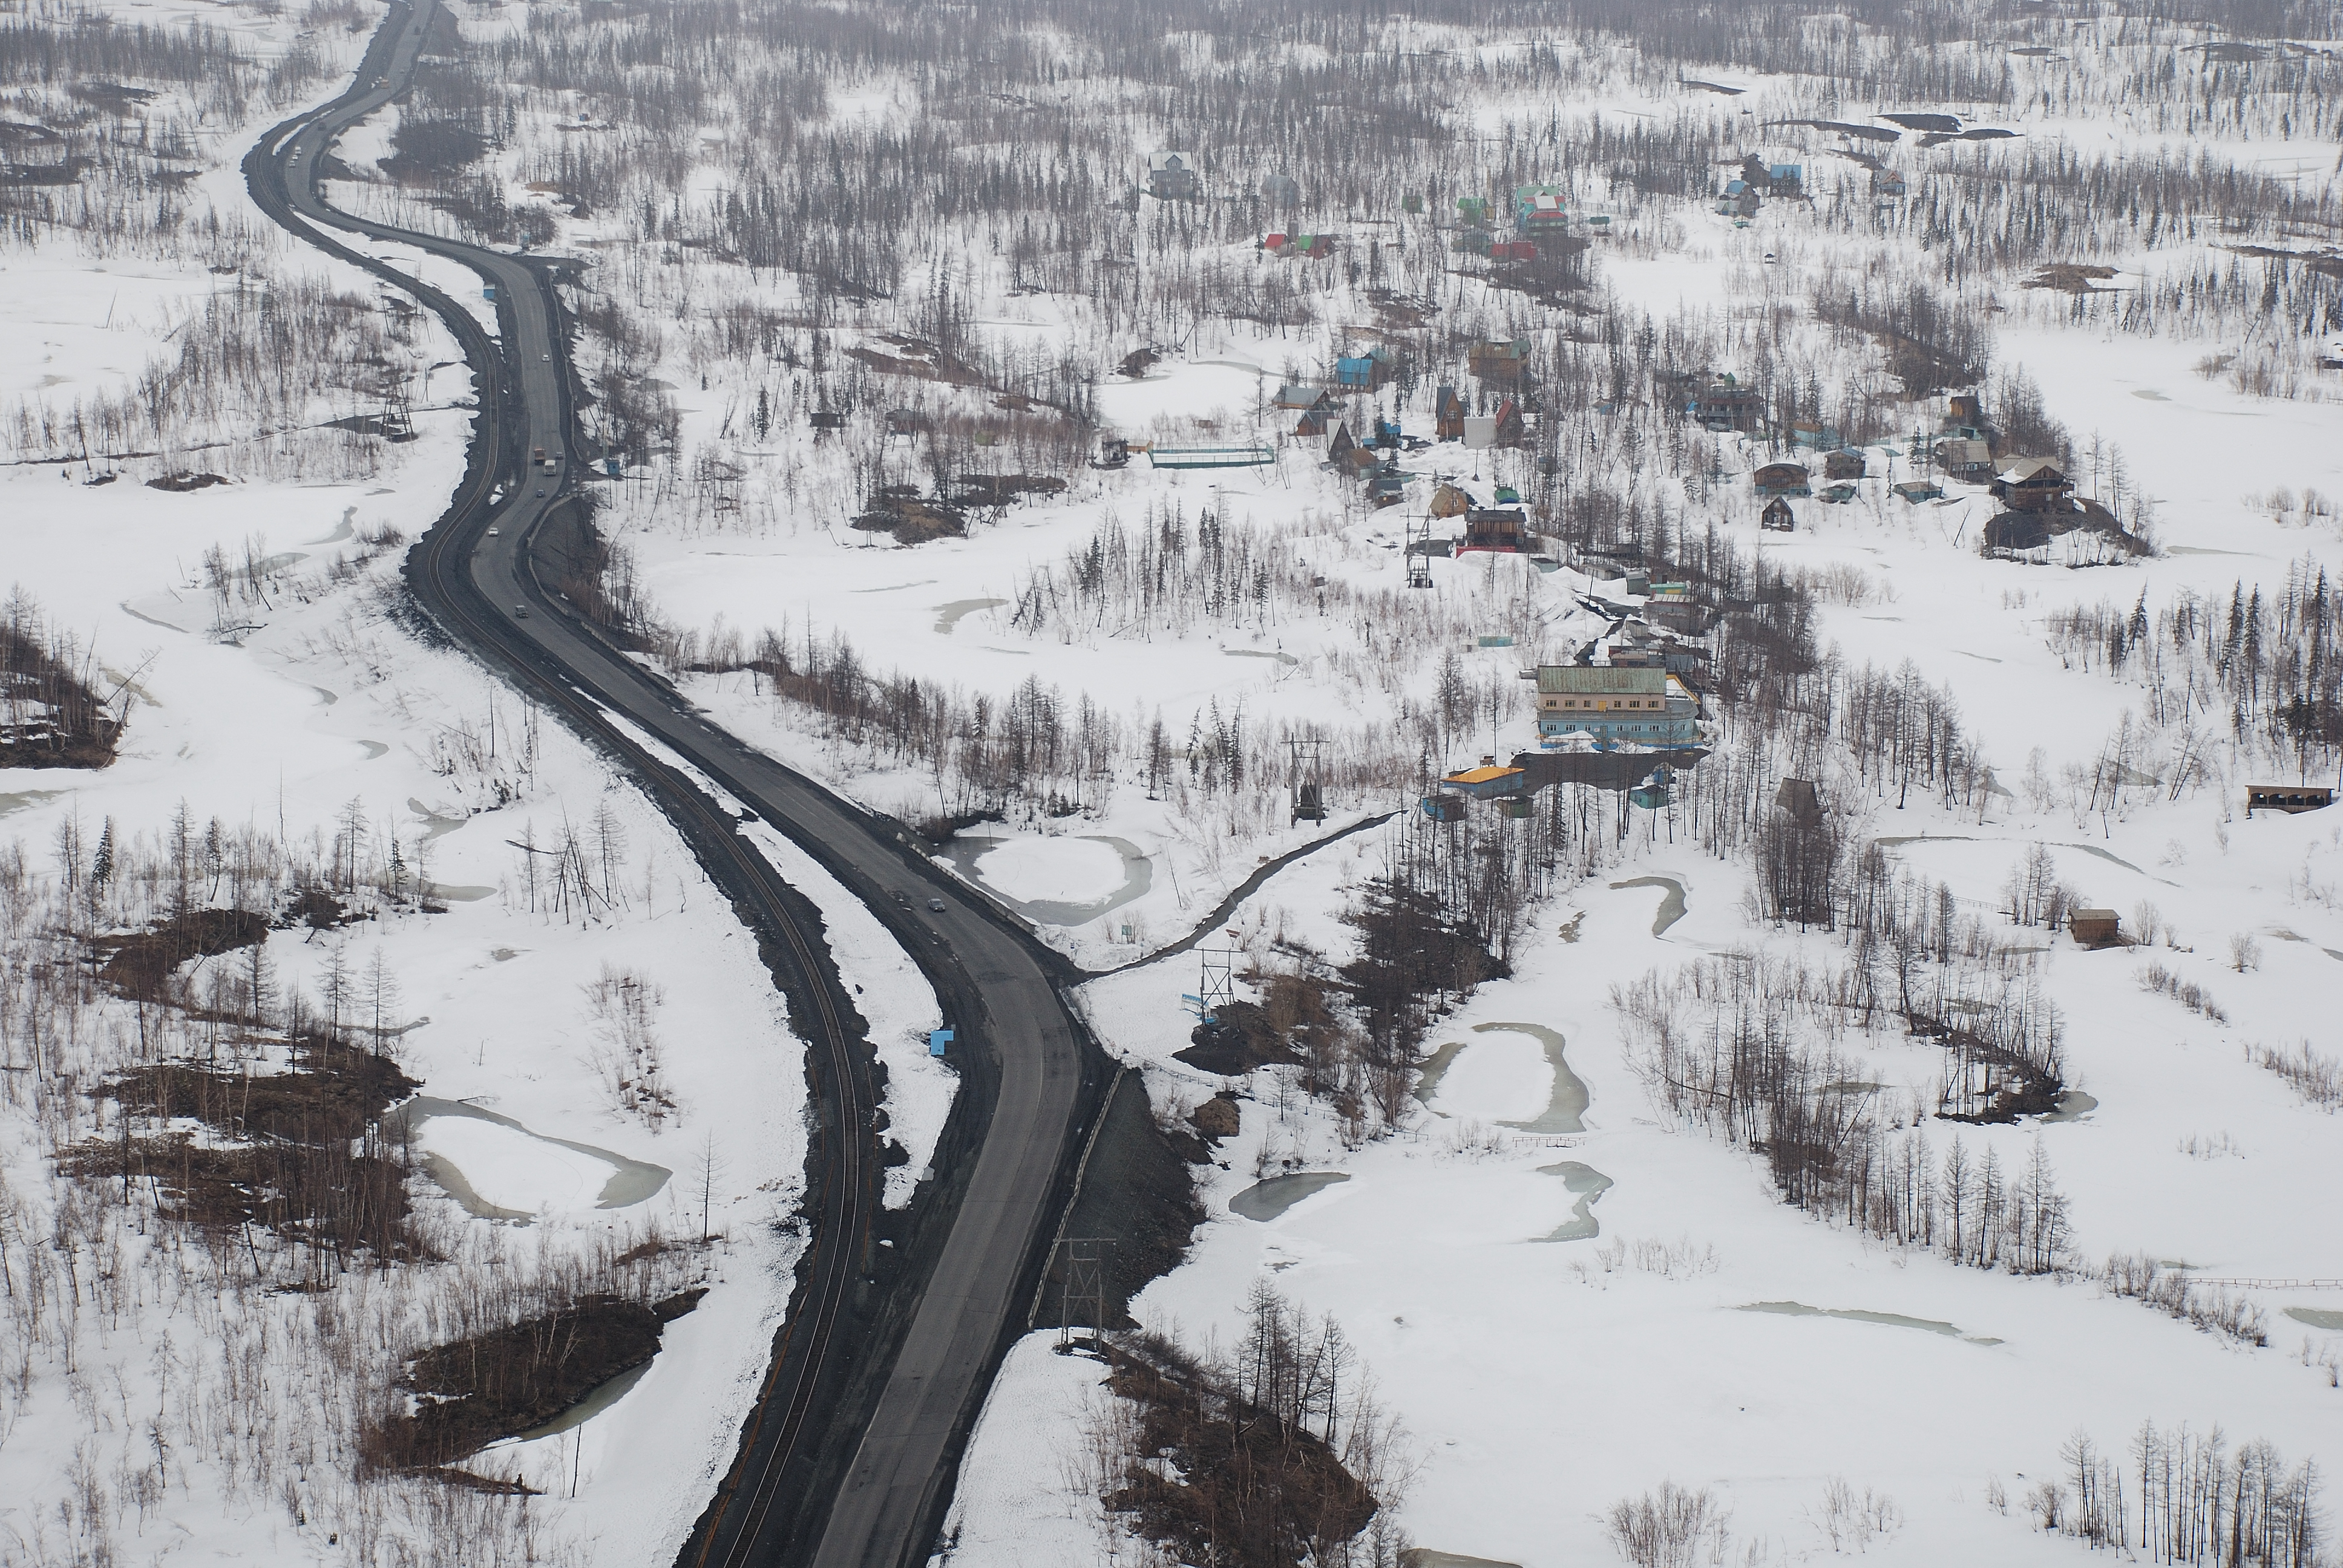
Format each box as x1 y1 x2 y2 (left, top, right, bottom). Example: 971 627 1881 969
928 898 948 912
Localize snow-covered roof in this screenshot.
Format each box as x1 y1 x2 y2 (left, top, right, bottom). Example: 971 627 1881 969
1538 665 1666 695
1996 456 2065 483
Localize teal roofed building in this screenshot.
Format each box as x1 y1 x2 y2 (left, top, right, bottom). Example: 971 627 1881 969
1514 183 1568 232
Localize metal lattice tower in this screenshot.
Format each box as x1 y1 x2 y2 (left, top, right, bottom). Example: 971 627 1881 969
1198 936 1237 1022
1288 736 1327 824
1404 509 1434 589
1057 1237 1114 1350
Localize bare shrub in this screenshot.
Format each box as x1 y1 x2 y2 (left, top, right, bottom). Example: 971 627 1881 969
583 963 675 1126
1606 1481 1731 1568
1809 1475 1902 1553
2251 1040 2343 1111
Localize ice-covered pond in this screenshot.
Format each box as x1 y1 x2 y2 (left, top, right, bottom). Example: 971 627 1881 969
1415 1022 1588 1135
1230 1171 1351 1222
938 832 1153 926
392 1097 671 1221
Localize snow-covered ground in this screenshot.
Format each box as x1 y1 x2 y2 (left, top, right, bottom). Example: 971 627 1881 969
11 0 2343 1563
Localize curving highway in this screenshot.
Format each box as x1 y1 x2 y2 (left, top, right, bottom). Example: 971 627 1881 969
241 5 1096 1565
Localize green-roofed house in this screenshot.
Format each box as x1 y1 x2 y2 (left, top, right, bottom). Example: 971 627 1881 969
1534 666 1702 745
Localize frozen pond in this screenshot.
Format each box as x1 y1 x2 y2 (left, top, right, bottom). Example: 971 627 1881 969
939 832 1152 926
498 1359 652 1446
392 1097 671 1221
1478 1022 1588 1134
1534 1161 1613 1243
932 596 1006 634
2283 1307 2343 1331
1737 1301 2002 1345
1608 875 1688 936
0 789 67 822
2039 1089 2099 1123
1416 1023 1587 1134
1230 1171 1351 1222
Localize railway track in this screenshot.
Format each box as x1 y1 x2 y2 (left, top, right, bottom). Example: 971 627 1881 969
241 6 1099 1563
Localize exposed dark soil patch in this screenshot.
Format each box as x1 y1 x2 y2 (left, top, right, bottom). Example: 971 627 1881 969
847 335 985 387
2 598 123 769
1774 118 1901 143
952 472 1067 508
1682 78 1745 95
1882 111 1961 132
1982 497 2152 559
1367 290 1435 331
285 885 356 931
1102 1344 1380 1567
1339 877 1509 1063
852 489 967 543
146 471 230 491
61 1126 417 1256
325 413 419 440
1 161 86 185
67 1032 420 1258
94 906 270 993
365 1290 705 1469
2224 243 2343 279
68 82 159 109
105 1037 418 1146
1031 1075 1204 1331
1176 1000 1304 1076
2025 263 2118 293
381 117 488 183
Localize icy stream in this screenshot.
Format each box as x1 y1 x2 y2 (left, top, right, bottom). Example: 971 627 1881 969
1608 875 1688 936
1533 1161 1613 1243
1737 1301 2003 1345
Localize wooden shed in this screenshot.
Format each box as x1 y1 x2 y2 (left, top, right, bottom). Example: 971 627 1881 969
1760 497 1796 531
2246 785 2335 816
2069 909 2122 949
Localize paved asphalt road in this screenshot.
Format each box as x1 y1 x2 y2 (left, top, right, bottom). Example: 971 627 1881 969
242 6 1093 1564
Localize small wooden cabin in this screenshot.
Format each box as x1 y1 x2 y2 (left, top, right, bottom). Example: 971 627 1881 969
1760 497 1796 531
1753 462 1810 498
1460 508 1529 553
2069 909 2122 949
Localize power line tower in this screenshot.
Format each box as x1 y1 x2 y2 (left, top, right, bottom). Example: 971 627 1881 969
1287 736 1327 825
1404 509 1434 589
1196 932 1239 1025
1056 1237 1115 1350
